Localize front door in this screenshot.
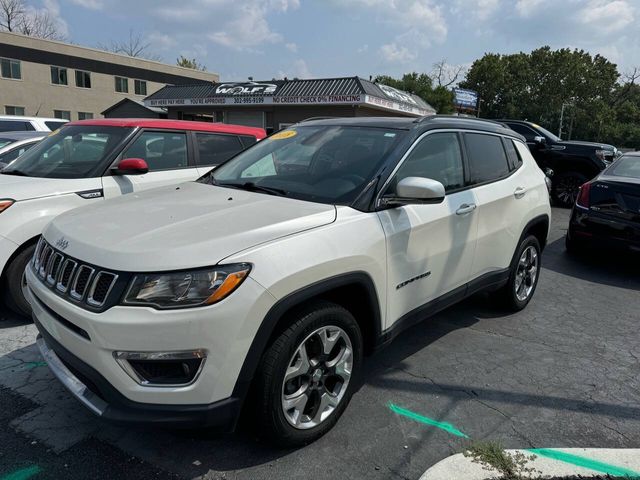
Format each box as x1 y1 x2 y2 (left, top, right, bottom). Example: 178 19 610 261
102 130 199 198
377 131 479 329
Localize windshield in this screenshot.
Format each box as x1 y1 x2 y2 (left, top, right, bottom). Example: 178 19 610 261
211 125 405 205
2 125 133 179
609 155 640 179
530 122 560 142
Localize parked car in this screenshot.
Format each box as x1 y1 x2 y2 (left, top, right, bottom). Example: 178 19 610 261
27 116 550 446
0 115 68 132
498 119 618 207
566 152 640 253
0 132 46 169
0 119 265 316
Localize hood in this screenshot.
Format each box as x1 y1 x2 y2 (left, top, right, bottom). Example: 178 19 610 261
0 173 99 201
558 140 616 151
44 182 337 271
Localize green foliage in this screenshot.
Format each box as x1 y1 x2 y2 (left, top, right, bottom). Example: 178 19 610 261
374 72 455 114
463 441 538 480
176 55 206 71
459 46 640 147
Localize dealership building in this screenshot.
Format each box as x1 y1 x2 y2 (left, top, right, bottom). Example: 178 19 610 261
0 31 219 121
144 77 436 133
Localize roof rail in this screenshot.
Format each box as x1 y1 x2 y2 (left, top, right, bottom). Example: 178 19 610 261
298 116 338 123
415 114 507 128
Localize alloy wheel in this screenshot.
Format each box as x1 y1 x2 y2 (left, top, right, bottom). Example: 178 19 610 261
555 176 582 206
515 245 538 302
281 325 353 430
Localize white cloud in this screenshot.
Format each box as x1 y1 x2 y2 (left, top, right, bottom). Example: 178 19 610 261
67 0 103 9
577 0 634 34
278 59 312 79
379 43 417 63
515 0 546 17
147 32 177 50
285 42 298 52
452 0 501 21
26 0 69 38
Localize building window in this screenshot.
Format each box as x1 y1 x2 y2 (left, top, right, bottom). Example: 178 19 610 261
53 110 71 120
115 76 128 93
1 58 21 79
5 106 25 116
50 66 68 85
75 70 91 88
134 79 147 96
78 112 94 120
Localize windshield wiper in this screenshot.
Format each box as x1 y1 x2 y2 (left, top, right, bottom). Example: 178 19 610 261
1 169 29 176
218 181 287 196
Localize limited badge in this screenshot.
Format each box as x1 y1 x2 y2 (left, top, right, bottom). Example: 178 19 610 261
271 130 297 140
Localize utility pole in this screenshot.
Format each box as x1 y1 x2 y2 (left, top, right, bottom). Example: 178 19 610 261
558 102 572 140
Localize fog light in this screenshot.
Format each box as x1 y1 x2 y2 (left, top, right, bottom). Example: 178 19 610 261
114 350 206 386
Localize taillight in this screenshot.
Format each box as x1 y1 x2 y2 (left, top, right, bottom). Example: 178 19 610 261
576 182 591 208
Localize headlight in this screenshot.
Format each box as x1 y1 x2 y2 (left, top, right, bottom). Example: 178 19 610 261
0 199 14 214
123 264 251 309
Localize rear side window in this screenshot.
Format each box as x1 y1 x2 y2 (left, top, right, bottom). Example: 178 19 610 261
465 133 510 184
122 131 188 171
195 133 243 166
391 132 465 192
503 138 522 170
0 120 34 132
239 135 258 148
506 123 537 141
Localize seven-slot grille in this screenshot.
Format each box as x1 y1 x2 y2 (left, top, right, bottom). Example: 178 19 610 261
32 238 118 308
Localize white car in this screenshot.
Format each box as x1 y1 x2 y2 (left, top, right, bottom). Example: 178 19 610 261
0 115 68 132
28 116 551 446
0 119 265 316
0 132 46 168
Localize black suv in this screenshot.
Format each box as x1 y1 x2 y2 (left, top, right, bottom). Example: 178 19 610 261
499 120 618 207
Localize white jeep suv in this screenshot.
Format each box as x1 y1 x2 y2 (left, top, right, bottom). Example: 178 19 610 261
28 116 551 446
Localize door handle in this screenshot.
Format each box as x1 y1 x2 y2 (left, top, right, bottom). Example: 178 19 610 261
514 187 527 199
456 203 477 215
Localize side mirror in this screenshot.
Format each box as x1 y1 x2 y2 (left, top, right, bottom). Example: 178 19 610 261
544 168 554 178
533 136 546 147
381 177 445 207
112 158 149 175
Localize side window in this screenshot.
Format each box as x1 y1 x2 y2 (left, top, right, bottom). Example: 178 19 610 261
195 133 243 166
239 135 258 148
465 133 510 184
0 120 33 132
122 131 188 171
391 132 464 192
507 123 537 141
1 144 34 163
503 138 523 171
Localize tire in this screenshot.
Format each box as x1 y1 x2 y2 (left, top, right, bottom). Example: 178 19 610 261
2 244 36 318
552 171 588 208
494 235 541 312
255 301 363 447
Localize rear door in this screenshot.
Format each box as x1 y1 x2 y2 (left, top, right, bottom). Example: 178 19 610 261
377 131 478 328
464 133 527 279
194 132 245 176
102 129 199 198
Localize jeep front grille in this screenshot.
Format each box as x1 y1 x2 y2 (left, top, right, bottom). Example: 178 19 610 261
32 238 118 308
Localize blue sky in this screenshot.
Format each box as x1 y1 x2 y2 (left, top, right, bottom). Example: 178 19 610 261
41 0 640 81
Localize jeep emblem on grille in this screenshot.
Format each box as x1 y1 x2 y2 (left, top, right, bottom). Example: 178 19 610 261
55 238 69 250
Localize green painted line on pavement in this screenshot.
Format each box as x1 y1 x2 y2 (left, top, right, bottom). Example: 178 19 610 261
528 448 640 478
0 465 42 480
23 362 47 370
388 402 469 438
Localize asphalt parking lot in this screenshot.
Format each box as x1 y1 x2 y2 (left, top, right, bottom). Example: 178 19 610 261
1 207 639 480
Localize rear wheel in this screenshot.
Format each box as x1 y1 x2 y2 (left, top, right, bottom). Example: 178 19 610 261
255 301 362 446
494 235 541 311
2 244 36 318
552 171 588 208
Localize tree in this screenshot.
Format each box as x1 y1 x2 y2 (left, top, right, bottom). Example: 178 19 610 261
431 59 465 88
99 29 161 61
0 0 64 40
176 55 206 71
374 72 455 114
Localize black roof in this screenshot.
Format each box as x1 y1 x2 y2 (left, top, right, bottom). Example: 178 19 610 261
298 115 524 140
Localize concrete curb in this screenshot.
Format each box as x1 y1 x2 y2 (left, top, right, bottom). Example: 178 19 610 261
420 449 640 479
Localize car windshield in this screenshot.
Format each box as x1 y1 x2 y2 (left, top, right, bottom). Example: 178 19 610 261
210 125 405 205
1 125 133 179
608 155 640 179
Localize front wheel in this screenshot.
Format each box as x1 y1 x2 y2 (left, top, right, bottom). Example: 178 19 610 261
494 235 541 311
2 244 36 318
552 172 588 208
255 301 362 446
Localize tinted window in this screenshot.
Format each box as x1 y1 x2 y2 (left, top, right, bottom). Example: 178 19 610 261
503 138 522 170
122 131 188 171
195 133 243 166
0 142 37 163
44 121 67 130
0 120 33 132
3 125 132 178
609 156 640 179
507 123 537 140
465 133 510 184
239 135 258 148
391 132 464 192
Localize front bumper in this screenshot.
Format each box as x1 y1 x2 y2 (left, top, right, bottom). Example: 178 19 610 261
35 324 239 428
